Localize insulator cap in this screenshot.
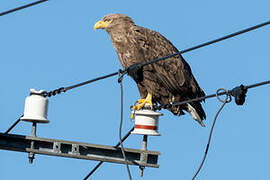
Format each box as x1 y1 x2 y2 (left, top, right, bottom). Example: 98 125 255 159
21 89 49 123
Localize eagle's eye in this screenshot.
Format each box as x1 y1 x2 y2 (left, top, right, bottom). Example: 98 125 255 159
103 19 112 23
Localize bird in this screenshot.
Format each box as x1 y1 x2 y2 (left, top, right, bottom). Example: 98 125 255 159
94 14 206 126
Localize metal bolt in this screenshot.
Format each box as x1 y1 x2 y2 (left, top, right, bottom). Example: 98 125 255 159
28 152 35 164
139 135 148 177
28 122 36 164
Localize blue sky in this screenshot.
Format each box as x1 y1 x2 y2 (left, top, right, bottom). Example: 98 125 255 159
1 0 269 179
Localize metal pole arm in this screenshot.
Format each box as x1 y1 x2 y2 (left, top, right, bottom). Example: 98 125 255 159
0 133 159 168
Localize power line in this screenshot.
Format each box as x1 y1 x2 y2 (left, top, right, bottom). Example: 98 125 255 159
83 128 134 180
192 89 232 180
245 80 270 89
43 71 121 97
139 21 270 68
4 115 23 134
155 80 270 111
0 0 48 16
118 72 132 180
151 80 269 179
42 21 269 98
151 81 268 179
191 80 269 179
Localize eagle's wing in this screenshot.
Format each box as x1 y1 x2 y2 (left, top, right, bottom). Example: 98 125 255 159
131 25 205 99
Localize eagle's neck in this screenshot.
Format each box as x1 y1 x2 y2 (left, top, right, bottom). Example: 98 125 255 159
107 25 133 51
107 24 132 43
106 24 135 69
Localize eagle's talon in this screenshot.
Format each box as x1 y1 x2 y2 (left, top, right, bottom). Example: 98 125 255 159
131 112 135 119
132 105 136 110
130 93 153 119
137 99 145 104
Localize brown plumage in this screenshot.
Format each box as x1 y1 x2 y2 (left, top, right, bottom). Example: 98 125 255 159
94 14 206 126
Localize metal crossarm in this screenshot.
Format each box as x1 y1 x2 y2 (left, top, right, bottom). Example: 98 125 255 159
0 133 160 168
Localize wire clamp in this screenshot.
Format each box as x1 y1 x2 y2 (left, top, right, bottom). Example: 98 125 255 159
230 84 247 105
117 69 126 83
43 87 66 97
126 63 143 83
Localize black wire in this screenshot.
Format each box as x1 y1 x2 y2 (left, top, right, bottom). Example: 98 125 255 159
118 71 132 180
65 72 120 91
43 71 121 97
0 0 48 16
43 21 269 98
114 127 134 148
4 115 23 134
245 80 270 89
192 89 232 180
139 21 270 68
83 162 103 180
156 80 270 110
83 127 134 180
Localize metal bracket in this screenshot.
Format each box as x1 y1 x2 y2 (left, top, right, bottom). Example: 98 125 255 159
70 144 80 155
53 142 61 153
0 133 160 168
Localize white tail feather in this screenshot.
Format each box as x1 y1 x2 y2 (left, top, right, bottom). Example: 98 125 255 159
187 103 205 127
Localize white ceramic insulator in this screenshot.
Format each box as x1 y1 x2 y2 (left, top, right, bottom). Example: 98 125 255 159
131 109 163 136
21 89 49 123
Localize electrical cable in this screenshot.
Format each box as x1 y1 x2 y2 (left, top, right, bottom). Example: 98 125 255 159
155 80 270 110
139 21 270 68
65 72 120 92
42 21 269 98
245 80 270 89
118 71 132 180
43 72 121 97
0 0 48 16
23 20 261 97
83 127 134 180
4 115 23 134
192 89 232 180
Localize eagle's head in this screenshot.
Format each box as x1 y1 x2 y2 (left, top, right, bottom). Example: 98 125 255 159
94 14 134 32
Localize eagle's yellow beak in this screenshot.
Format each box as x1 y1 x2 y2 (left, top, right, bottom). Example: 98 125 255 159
94 20 110 31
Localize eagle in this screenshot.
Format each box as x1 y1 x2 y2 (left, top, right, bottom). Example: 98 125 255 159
94 14 206 126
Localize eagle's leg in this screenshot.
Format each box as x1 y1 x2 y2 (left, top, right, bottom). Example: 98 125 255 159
136 93 153 109
131 93 152 119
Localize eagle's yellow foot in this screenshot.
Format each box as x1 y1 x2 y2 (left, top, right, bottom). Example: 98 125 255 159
131 93 152 119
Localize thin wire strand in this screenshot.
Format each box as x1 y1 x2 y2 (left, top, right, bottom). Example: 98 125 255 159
83 127 134 180
192 89 232 180
5 115 23 134
0 0 48 16
118 72 132 180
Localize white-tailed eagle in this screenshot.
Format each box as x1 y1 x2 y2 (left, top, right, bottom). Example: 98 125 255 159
94 14 206 126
